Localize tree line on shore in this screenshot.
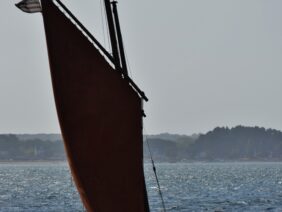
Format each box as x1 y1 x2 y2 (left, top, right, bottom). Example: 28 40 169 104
1 126 282 162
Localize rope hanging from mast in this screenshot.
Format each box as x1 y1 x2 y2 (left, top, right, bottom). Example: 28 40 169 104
144 134 167 212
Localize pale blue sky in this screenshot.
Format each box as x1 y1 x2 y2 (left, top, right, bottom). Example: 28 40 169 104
1 0 282 134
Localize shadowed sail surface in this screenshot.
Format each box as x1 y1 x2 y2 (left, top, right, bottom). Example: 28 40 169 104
41 0 150 211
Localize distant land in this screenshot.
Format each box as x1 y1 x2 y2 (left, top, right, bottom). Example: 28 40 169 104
1 126 282 162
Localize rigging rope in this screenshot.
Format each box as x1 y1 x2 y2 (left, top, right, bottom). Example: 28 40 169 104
144 131 167 212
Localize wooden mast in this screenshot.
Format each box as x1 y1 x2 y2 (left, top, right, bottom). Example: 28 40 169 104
112 1 128 76
104 0 121 70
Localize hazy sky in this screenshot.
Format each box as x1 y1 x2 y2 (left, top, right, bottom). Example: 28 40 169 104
1 0 282 135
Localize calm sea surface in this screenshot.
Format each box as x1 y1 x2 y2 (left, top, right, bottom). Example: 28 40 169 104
1 162 282 211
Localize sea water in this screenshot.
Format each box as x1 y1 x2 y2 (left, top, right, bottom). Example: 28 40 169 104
1 162 282 211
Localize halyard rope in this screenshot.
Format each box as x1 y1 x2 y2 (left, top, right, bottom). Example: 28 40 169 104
144 132 167 212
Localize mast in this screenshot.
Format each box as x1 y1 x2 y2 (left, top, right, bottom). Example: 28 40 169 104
112 1 128 76
104 0 121 70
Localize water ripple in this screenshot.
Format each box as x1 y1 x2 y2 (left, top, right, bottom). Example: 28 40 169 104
1 162 282 211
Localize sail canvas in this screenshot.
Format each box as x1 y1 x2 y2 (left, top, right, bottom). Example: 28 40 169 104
41 0 150 211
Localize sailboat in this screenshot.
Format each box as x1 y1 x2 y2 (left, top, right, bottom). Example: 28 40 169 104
16 0 150 211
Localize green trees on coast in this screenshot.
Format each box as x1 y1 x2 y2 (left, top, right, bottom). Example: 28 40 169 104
0 134 65 161
1 126 282 162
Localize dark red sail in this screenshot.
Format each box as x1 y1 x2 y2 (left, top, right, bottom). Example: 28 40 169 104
41 0 149 211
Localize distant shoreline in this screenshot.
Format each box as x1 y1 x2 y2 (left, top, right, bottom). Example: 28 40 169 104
0 160 67 164
1 127 282 162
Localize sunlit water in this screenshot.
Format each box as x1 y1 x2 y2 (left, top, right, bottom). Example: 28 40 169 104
1 162 282 211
